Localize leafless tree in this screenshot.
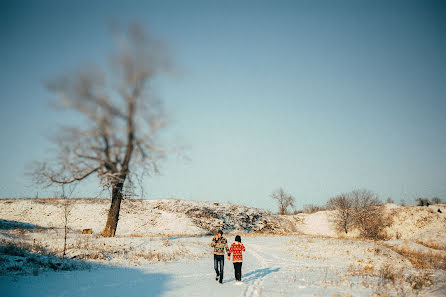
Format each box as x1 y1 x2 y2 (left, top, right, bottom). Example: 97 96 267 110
431 197 441 204
303 204 324 214
271 188 295 215
350 189 388 239
386 197 394 204
326 194 353 234
416 198 431 206
60 184 75 258
32 24 172 237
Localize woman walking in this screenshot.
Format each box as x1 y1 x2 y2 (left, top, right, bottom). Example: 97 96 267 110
229 235 245 281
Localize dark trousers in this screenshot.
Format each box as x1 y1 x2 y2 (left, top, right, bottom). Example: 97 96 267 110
233 262 242 281
214 255 224 282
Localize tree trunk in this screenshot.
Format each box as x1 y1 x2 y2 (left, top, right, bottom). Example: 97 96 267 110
102 182 124 237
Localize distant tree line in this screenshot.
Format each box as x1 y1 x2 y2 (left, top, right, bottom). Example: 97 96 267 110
416 197 443 206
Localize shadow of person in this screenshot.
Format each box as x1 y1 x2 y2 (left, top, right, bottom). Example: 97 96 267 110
243 267 280 282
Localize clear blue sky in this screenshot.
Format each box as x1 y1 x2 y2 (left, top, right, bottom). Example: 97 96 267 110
1 0 445 211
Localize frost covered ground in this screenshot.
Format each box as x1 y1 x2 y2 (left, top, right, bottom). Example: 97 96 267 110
0 198 445 296
1 235 445 297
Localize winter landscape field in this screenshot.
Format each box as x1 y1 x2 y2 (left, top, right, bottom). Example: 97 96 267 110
1 198 445 297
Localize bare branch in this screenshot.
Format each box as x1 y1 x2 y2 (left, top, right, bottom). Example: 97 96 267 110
43 166 100 185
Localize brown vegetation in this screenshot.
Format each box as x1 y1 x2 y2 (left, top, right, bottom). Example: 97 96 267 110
327 189 391 240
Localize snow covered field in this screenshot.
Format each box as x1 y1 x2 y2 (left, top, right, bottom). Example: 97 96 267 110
1 235 445 297
1 198 445 296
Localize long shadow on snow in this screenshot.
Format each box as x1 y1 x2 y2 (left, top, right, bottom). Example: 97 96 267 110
0 241 171 297
0 219 49 230
243 267 280 282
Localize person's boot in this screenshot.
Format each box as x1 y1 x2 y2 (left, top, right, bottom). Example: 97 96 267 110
215 275 219 281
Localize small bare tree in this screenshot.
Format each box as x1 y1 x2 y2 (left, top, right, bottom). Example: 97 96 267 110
303 204 324 214
60 184 75 258
326 194 353 234
350 189 388 239
416 198 431 206
32 24 172 237
431 197 441 204
271 188 295 215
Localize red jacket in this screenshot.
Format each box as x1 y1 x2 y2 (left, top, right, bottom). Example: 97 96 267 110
229 242 245 263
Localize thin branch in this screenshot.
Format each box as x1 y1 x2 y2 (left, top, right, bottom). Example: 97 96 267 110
44 167 100 184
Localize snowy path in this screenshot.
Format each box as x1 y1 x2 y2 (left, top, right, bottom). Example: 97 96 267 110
0 236 304 297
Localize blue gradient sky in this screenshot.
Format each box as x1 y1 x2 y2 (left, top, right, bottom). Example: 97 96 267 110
1 0 445 210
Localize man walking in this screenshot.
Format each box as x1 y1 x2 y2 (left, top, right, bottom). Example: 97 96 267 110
211 230 231 283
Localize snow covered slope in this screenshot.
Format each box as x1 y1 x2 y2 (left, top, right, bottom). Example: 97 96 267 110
0 199 444 245
1 199 445 296
0 198 296 236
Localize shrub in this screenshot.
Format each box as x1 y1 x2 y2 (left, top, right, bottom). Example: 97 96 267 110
328 189 390 239
350 189 390 240
406 271 433 289
303 204 324 214
416 198 431 206
378 263 397 284
326 194 353 234
431 197 442 204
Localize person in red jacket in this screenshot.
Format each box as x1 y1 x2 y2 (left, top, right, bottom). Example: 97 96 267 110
229 235 245 281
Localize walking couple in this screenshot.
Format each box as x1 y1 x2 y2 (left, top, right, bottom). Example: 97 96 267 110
211 230 245 284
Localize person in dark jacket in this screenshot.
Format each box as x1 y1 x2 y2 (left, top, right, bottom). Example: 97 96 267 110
210 230 231 283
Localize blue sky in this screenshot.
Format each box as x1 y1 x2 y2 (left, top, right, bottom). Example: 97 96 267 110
0 0 445 211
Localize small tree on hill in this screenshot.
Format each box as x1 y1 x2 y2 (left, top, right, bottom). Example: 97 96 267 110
431 197 441 204
416 198 431 206
350 189 388 239
271 188 295 215
326 194 353 234
303 204 324 214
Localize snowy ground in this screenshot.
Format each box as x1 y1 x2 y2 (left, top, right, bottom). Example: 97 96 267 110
1 235 445 297
1 198 445 296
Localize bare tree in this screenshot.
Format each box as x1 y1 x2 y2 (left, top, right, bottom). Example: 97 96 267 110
32 24 172 237
350 189 388 239
271 188 295 215
416 198 431 206
431 197 441 204
326 194 353 234
60 184 75 258
303 204 324 214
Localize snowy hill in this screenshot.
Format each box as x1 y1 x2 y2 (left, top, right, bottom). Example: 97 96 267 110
0 198 299 236
0 198 445 245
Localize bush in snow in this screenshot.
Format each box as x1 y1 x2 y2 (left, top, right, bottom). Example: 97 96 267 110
328 189 391 239
302 204 325 214
327 194 354 234
350 189 391 240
